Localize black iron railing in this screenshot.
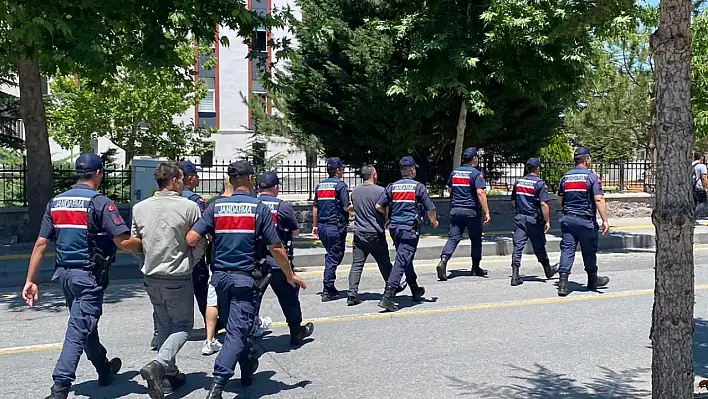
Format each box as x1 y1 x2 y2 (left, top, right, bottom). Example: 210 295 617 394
0 159 656 206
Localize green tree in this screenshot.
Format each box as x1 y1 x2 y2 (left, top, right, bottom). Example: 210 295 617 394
538 131 573 192
564 4 656 163
47 39 216 164
277 0 632 186
0 0 287 237
693 7 708 152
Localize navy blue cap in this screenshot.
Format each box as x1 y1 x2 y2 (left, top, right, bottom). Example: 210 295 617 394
399 156 419 168
526 157 541 168
462 147 478 161
179 160 201 176
574 147 591 156
258 171 280 189
75 153 105 174
327 157 344 170
227 160 255 177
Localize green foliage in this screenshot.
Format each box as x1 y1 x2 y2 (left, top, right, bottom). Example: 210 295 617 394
46 38 217 163
539 131 574 191
0 0 290 83
564 3 655 163
693 9 708 144
276 0 633 184
243 92 322 157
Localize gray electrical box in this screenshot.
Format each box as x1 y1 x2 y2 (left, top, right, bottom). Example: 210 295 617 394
130 157 168 205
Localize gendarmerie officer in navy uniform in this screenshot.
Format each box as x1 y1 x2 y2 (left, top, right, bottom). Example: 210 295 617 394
312 157 351 301
436 147 491 281
22 153 143 399
257 172 315 345
509 158 557 286
556 147 610 296
186 160 306 398
376 156 438 312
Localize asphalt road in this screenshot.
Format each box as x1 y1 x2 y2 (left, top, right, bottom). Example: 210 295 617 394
3 247 708 398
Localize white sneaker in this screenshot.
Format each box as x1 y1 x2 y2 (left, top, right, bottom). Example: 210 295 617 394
201 339 222 356
252 316 272 337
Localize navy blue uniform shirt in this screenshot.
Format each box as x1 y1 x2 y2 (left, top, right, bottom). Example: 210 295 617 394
314 177 350 225
511 175 550 217
446 165 486 210
558 167 603 218
191 190 281 271
39 184 129 240
259 194 299 268
182 188 207 213
377 177 435 226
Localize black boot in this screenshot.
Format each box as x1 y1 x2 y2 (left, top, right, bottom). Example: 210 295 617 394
150 334 158 351
97 357 122 386
321 288 341 302
587 273 610 290
409 282 425 303
347 293 362 306
139 360 166 399
436 255 450 281
163 372 187 395
378 286 399 312
557 273 569 297
542 262 558 280
206 376 228 399
510 264 522 286
240 355 259 387
471 260 488 277
290 322 315 346
45 385 69 399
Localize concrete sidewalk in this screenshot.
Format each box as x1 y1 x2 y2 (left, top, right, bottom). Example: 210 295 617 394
2 217 706 289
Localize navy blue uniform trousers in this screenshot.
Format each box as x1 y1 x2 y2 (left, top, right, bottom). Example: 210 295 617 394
211 271 258 379
319 223 347 290
441 212 483 261
256 269 303 330
386 225 419 289
52 267 110 390
511 214 550 267
558 215 599 275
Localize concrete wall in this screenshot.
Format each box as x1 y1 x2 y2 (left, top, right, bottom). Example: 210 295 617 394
0 194 654 245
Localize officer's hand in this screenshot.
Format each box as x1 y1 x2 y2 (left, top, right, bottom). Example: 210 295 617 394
601 220 609 236
312 226 318 239
431 219 439 228
288 273 307 289
22 282 39 307
544 222 550 234
483 213 491 226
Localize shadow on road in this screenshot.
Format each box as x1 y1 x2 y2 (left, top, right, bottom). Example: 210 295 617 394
219 370 311 398
0 281 146 313
446 364 650 398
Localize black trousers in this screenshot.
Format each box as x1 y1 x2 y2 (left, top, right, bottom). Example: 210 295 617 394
259 269 303 330
348 231 393 295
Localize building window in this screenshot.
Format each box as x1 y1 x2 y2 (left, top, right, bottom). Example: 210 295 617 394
254 30 267 52
201 150 214 167
199 77 215 112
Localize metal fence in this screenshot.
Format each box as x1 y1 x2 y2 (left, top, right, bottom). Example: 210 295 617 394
0 159 656 206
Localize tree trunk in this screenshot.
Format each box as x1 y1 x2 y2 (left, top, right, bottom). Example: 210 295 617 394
18 58 53 240
649 0 695 396
453 100 468 171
